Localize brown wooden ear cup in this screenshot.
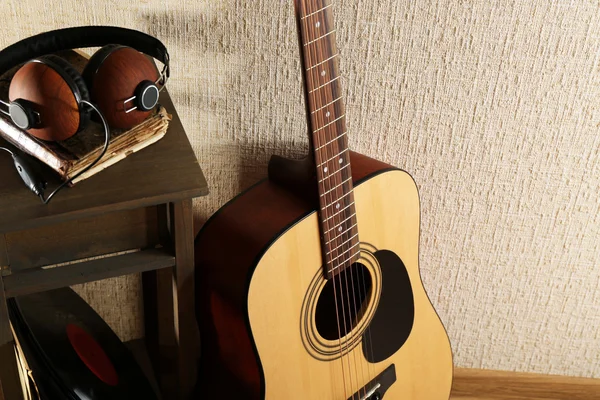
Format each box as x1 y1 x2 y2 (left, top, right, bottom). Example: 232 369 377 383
83 46 159 129
41 54 91 128
82 44 121 83
8 55 89 141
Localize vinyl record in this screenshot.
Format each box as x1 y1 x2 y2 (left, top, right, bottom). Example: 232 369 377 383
9 288 159 400
9 298 76 400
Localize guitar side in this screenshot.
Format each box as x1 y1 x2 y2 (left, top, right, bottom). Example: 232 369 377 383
194 152 453 399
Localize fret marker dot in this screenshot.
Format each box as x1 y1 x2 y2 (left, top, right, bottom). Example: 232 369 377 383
338 226 343 232
324 167 328 173
316 21 321 28
326 111 331 118
339 158 343 164
336 203 340 209
321 70 326 77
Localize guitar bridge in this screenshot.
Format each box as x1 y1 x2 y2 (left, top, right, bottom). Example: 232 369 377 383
348 364 396 400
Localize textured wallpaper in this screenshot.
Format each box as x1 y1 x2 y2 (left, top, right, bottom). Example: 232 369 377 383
1 0 599 378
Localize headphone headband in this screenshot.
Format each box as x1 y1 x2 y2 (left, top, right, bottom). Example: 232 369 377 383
0 26 169 79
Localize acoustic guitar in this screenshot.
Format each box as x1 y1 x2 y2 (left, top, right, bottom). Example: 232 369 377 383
195 0 453 398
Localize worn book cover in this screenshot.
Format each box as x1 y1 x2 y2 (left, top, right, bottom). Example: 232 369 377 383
0 50 171 184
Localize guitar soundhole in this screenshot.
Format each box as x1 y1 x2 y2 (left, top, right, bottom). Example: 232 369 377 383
315 262 373 341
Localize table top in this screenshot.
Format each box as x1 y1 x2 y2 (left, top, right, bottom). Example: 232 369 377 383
0 91 208 233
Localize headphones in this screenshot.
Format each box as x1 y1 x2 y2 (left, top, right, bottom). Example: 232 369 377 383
0 26 170 141
0 26 170 203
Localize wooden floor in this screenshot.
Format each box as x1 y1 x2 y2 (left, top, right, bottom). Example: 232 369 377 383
451 368 600 400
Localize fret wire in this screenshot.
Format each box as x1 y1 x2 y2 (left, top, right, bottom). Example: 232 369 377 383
320 175 351 193
304 29 337 46
300 0 332 21
326 222 357 244
315 144 350 168
308 79 342 112
321 186 353 205
319 191 354 214
299 2 335 50
321 195 354 219
308 31 339 230
300 0 359 272
324 213 356 234
323 211 357 251
324 212 355 235
321 195 355 224
329 250 361 271
312 96 342 114
319 163 350 183
316 131 347 150
313 114 344 133
301 1 338 94
306 57 341 110
326 232 360 255
301 3 333 19
301 1 333 14
328 247 360 271
320 199 354 245
322 201 354 222
309 76 341 94
320 177 352 197
308 62 337 95
303 6 340 112
307 53 339 71
315 136 348 166
324 209 358 260
316 148 347 167
327 241 360 264
320 185 354 212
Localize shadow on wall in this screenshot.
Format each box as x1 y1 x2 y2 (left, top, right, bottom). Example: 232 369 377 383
138 3 304 130
190 142 313 235
138 6 310 223
138 9 238 136
140 8 241 54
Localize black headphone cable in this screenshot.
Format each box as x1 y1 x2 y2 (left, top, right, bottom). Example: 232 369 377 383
1 100 110 205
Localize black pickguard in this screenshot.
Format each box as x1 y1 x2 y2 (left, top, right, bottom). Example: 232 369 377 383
363 250 414 363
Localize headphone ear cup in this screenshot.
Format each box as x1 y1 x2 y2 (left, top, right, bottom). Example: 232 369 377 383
40 55 90 102
82 44 122 87
83 46 159 129
8 56 89 141
39 54 91 129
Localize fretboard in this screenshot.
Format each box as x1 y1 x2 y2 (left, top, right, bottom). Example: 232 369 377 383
295 0 359 279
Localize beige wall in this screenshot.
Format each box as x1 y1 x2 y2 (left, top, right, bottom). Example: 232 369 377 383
1 0 599 378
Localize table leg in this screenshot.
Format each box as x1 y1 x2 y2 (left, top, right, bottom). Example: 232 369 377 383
143 204 178 398
172 199 199 399
143 201 199 400
143 267 179 398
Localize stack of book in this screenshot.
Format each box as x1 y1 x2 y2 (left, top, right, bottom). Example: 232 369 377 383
0 50 171 184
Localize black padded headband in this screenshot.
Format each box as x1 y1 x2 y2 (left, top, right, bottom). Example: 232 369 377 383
0 26 169 78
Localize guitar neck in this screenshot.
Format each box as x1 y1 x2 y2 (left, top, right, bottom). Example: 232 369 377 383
295 0 359 278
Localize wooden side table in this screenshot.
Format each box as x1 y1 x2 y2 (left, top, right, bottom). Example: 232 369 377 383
0 91 207 400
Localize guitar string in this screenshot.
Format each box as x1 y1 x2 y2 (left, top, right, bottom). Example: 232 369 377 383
310 15 368 400
304 3 355 396
306 2 354 398
307 1 375 396
304 0 375 396
310 28 356 400
319 2 371 397
301 1 349 398
324 0 376 392
305 1 368 397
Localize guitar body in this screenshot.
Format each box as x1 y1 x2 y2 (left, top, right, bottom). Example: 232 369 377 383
195 152 453 399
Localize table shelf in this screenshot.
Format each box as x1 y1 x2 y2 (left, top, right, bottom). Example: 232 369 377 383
3 248 176 299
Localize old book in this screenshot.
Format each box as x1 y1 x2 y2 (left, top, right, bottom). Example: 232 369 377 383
0 50 171 184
